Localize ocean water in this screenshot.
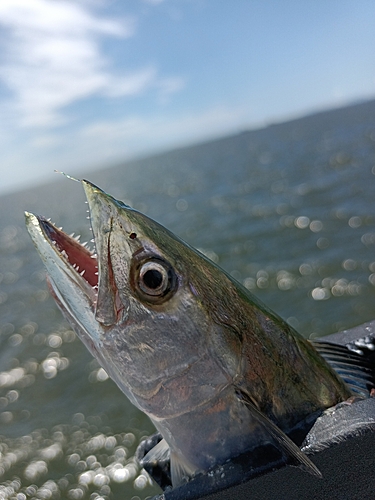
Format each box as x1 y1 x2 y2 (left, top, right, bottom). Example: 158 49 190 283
0 99 375 499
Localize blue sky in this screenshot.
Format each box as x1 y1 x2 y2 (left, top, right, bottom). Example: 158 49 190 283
0 0 374 195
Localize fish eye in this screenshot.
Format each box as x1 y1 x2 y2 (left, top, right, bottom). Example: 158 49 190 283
136 259 176 303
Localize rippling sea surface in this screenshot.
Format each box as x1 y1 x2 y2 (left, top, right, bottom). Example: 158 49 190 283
1 99 375 499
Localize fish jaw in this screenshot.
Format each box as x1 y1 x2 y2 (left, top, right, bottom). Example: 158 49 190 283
24 211 103 352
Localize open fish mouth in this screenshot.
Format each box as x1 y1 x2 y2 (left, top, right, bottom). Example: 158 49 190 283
24 180 115 334
33 215 98 287
25 178 154 338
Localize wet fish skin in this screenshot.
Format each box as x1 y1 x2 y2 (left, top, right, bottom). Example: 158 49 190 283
25 180 352 487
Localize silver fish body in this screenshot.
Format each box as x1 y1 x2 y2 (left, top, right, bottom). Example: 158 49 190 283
25 181 356 487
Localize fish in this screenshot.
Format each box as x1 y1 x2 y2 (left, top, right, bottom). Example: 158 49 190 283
25 180 374 489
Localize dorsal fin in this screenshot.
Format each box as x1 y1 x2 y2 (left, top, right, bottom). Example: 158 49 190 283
236 389 322 478
312 340 375 397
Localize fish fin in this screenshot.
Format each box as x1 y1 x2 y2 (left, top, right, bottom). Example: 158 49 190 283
170 450 199 488
142 437 170 465
142 438 197 487
312 340 375 397
236 389 322 478
138 435 172 490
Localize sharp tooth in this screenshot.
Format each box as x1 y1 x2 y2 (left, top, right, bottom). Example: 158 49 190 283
74 235 81 241
80 270 86 276
82 241 88 247
69 232 75 238
61 249 68 258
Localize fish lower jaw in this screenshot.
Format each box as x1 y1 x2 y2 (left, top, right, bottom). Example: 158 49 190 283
26 212 99 301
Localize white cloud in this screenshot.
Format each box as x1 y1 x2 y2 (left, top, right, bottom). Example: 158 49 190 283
0 0 127 36
0 104 246 193
103 67 158 98
30 134 62 149
73 105 248 164
81 107 233 140
156 76 187 104
0 0 162 127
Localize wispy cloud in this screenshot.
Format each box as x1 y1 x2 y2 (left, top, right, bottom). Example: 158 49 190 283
0 0 167 127
103 67 158 98
65 105 249 167
0 104 248 193
81 106 246 143
155 76 187 104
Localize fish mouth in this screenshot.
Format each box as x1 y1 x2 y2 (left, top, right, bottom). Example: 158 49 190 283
25 212 99 320
36 215 98 288
24 180 117 319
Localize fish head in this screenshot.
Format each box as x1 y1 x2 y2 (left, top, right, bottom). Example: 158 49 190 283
25 181 242 419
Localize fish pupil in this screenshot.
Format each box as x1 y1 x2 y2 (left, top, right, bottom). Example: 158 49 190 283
143 269 163 289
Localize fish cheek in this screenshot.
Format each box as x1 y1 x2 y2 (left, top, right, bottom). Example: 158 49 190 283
108 239 133 315
108 304 206 391
209 323 244 381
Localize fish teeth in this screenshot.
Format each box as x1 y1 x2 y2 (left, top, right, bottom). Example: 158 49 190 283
80 270 86 276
